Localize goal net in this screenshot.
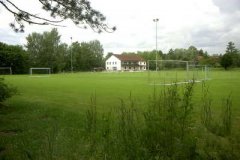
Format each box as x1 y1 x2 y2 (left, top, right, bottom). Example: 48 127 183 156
0 67 12 75
188 65 210 81
30 68 51 76
147 60 209 85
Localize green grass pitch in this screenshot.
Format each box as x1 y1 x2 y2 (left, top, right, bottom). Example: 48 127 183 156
4 70 239 109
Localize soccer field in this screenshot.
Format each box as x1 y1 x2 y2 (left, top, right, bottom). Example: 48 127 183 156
3 70 240 110
1 70 240 159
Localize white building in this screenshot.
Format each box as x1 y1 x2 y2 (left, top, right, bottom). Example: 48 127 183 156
105 54 147 71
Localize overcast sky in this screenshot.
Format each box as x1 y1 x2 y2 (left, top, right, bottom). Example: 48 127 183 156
0 0 240 55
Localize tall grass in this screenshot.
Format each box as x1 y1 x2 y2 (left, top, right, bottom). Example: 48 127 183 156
199 83 238 159
82 82 240 160
142 82 196 159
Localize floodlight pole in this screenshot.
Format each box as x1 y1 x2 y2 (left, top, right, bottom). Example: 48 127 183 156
153 18 159 71
70 37 73 73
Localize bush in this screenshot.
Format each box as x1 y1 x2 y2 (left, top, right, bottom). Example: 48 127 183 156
0 78 17 103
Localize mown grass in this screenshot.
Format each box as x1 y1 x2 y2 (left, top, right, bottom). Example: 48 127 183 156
0 70 240 159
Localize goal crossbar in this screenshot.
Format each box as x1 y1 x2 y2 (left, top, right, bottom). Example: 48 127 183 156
148 60 189 63
0 67 12 75
30 67 51 75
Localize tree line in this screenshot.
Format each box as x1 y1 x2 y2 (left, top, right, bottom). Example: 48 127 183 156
117 42 240 70
0 28 105 74
1 28 240 74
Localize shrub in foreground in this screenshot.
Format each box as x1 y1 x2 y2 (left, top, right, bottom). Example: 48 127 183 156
0 78 17 103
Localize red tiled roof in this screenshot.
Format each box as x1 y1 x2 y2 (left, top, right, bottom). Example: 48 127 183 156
113 54 145 61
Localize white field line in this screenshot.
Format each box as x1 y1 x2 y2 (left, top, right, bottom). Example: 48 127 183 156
29 75 50 78
149 79 211 86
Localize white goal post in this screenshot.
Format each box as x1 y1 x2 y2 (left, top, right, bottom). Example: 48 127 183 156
29 68 51 76
0 67 12 75
147 60 210 85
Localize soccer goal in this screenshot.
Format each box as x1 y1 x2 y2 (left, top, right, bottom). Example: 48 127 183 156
29 68 51 77
147 60 209 85
0 67 12 75
188 64 210 81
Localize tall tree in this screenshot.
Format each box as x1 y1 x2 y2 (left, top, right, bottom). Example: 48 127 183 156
26 28 65 73
57 43 69 72
186 46 198 62
221 53 233 70
225 41 239 67
226 42 238 54
168 48 175 59
72 40 104 71
88 40 104 67
0 0 116 33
